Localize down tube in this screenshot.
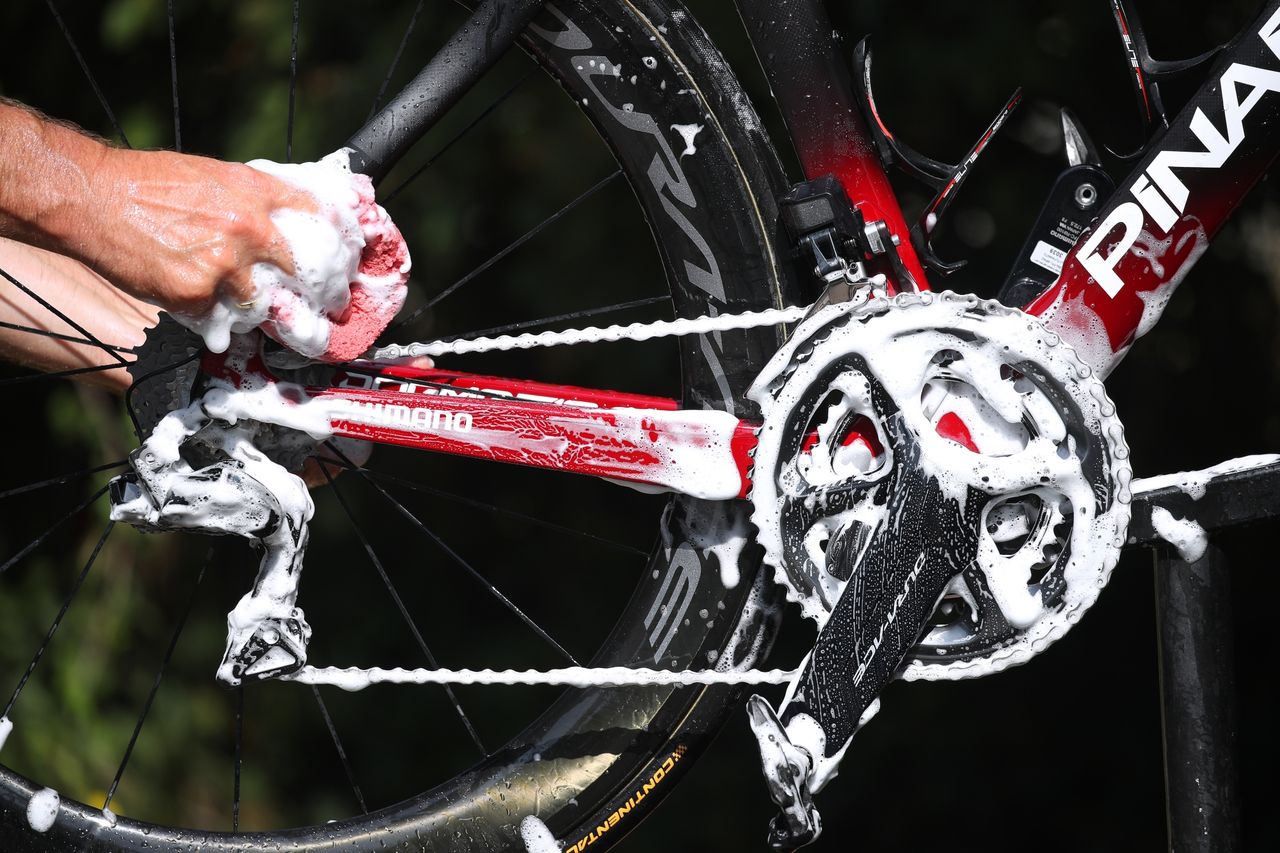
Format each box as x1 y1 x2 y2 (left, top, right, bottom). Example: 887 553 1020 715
1027 0 1280 376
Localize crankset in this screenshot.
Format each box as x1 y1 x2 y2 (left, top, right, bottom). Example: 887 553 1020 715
742 289 1132 848
748 290 1132 679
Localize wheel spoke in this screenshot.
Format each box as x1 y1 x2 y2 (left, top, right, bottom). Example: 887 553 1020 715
310 685 368 814
383 72 532 203
0 320 133 353
322 449 579 666
43 0 131 147
437 295 670 343
287 0 300 162
0 265 129 365
166 0 181 152
0 483 109 576
389 169 622 332
2 521 113 720
102 547 211 811
0 362 129 387
354 465 647 558
366 0 425 121
0 460 127 501
232 685 244 832
320 464 488 756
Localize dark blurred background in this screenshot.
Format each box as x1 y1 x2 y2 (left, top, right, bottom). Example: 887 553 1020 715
0 1 1277 850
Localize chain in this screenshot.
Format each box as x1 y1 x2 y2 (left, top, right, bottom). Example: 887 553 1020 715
285 665 799 690
368 306 808 360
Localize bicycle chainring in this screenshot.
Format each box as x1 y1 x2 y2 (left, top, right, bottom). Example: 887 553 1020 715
747 291 1132 680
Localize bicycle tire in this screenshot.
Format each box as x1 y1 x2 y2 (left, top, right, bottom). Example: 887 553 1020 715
0 1 803 850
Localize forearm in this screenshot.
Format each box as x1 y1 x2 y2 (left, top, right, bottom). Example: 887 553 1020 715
0 100 110 263
0 236 158 391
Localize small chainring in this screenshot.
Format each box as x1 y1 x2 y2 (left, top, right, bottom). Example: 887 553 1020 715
748 291 1132 680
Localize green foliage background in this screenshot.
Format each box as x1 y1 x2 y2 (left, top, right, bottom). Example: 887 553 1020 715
0 1 1277 851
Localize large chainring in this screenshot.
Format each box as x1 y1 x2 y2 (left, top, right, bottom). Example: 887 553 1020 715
748 291 1132 680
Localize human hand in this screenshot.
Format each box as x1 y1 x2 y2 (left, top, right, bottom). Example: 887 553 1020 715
1 104 409 364
88 148 410 361
241 152 411 362
83 146 315 319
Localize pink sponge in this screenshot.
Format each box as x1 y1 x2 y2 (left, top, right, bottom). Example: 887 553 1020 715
318 176 409 362
257 168 410 363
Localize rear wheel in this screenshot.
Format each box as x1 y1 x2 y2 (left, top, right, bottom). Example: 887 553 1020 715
0 1 803 850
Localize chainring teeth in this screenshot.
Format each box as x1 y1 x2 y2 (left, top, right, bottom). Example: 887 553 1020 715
128 315 206 440
748 291 1132 680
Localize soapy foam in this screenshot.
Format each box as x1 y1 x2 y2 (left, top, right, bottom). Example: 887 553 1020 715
201 378 336 441
520 816 561 853
717 572 777 672
1131 454 1280 500
111 353 318 681
174 149 409 361
286 665 796 690
673 500 752 590
26 787 59 833
774 667 878 788
785 711 852 794
391 404 744 501
1038 223 1207 373
1150 506 1209 563
670 123 703 156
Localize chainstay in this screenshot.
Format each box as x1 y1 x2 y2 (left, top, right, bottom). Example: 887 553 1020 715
285 665 799 690
368 306 808 359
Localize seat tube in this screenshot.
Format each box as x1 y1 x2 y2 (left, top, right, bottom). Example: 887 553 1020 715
734 0 930 289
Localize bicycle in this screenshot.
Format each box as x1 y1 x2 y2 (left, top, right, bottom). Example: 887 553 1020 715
0 0 1275 850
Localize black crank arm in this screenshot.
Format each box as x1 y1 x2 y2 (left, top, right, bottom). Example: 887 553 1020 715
782 424 986 753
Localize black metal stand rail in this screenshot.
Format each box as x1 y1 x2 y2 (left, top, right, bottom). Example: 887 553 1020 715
1127 462 1278 851
1153 545 1240 852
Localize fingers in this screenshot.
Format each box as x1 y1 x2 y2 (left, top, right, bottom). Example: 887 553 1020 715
0 237 154 392
381 354 436 369
255 218 298 282
251 179 326 283
222 194 301 300
220 265 260 306
278 185 321 216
